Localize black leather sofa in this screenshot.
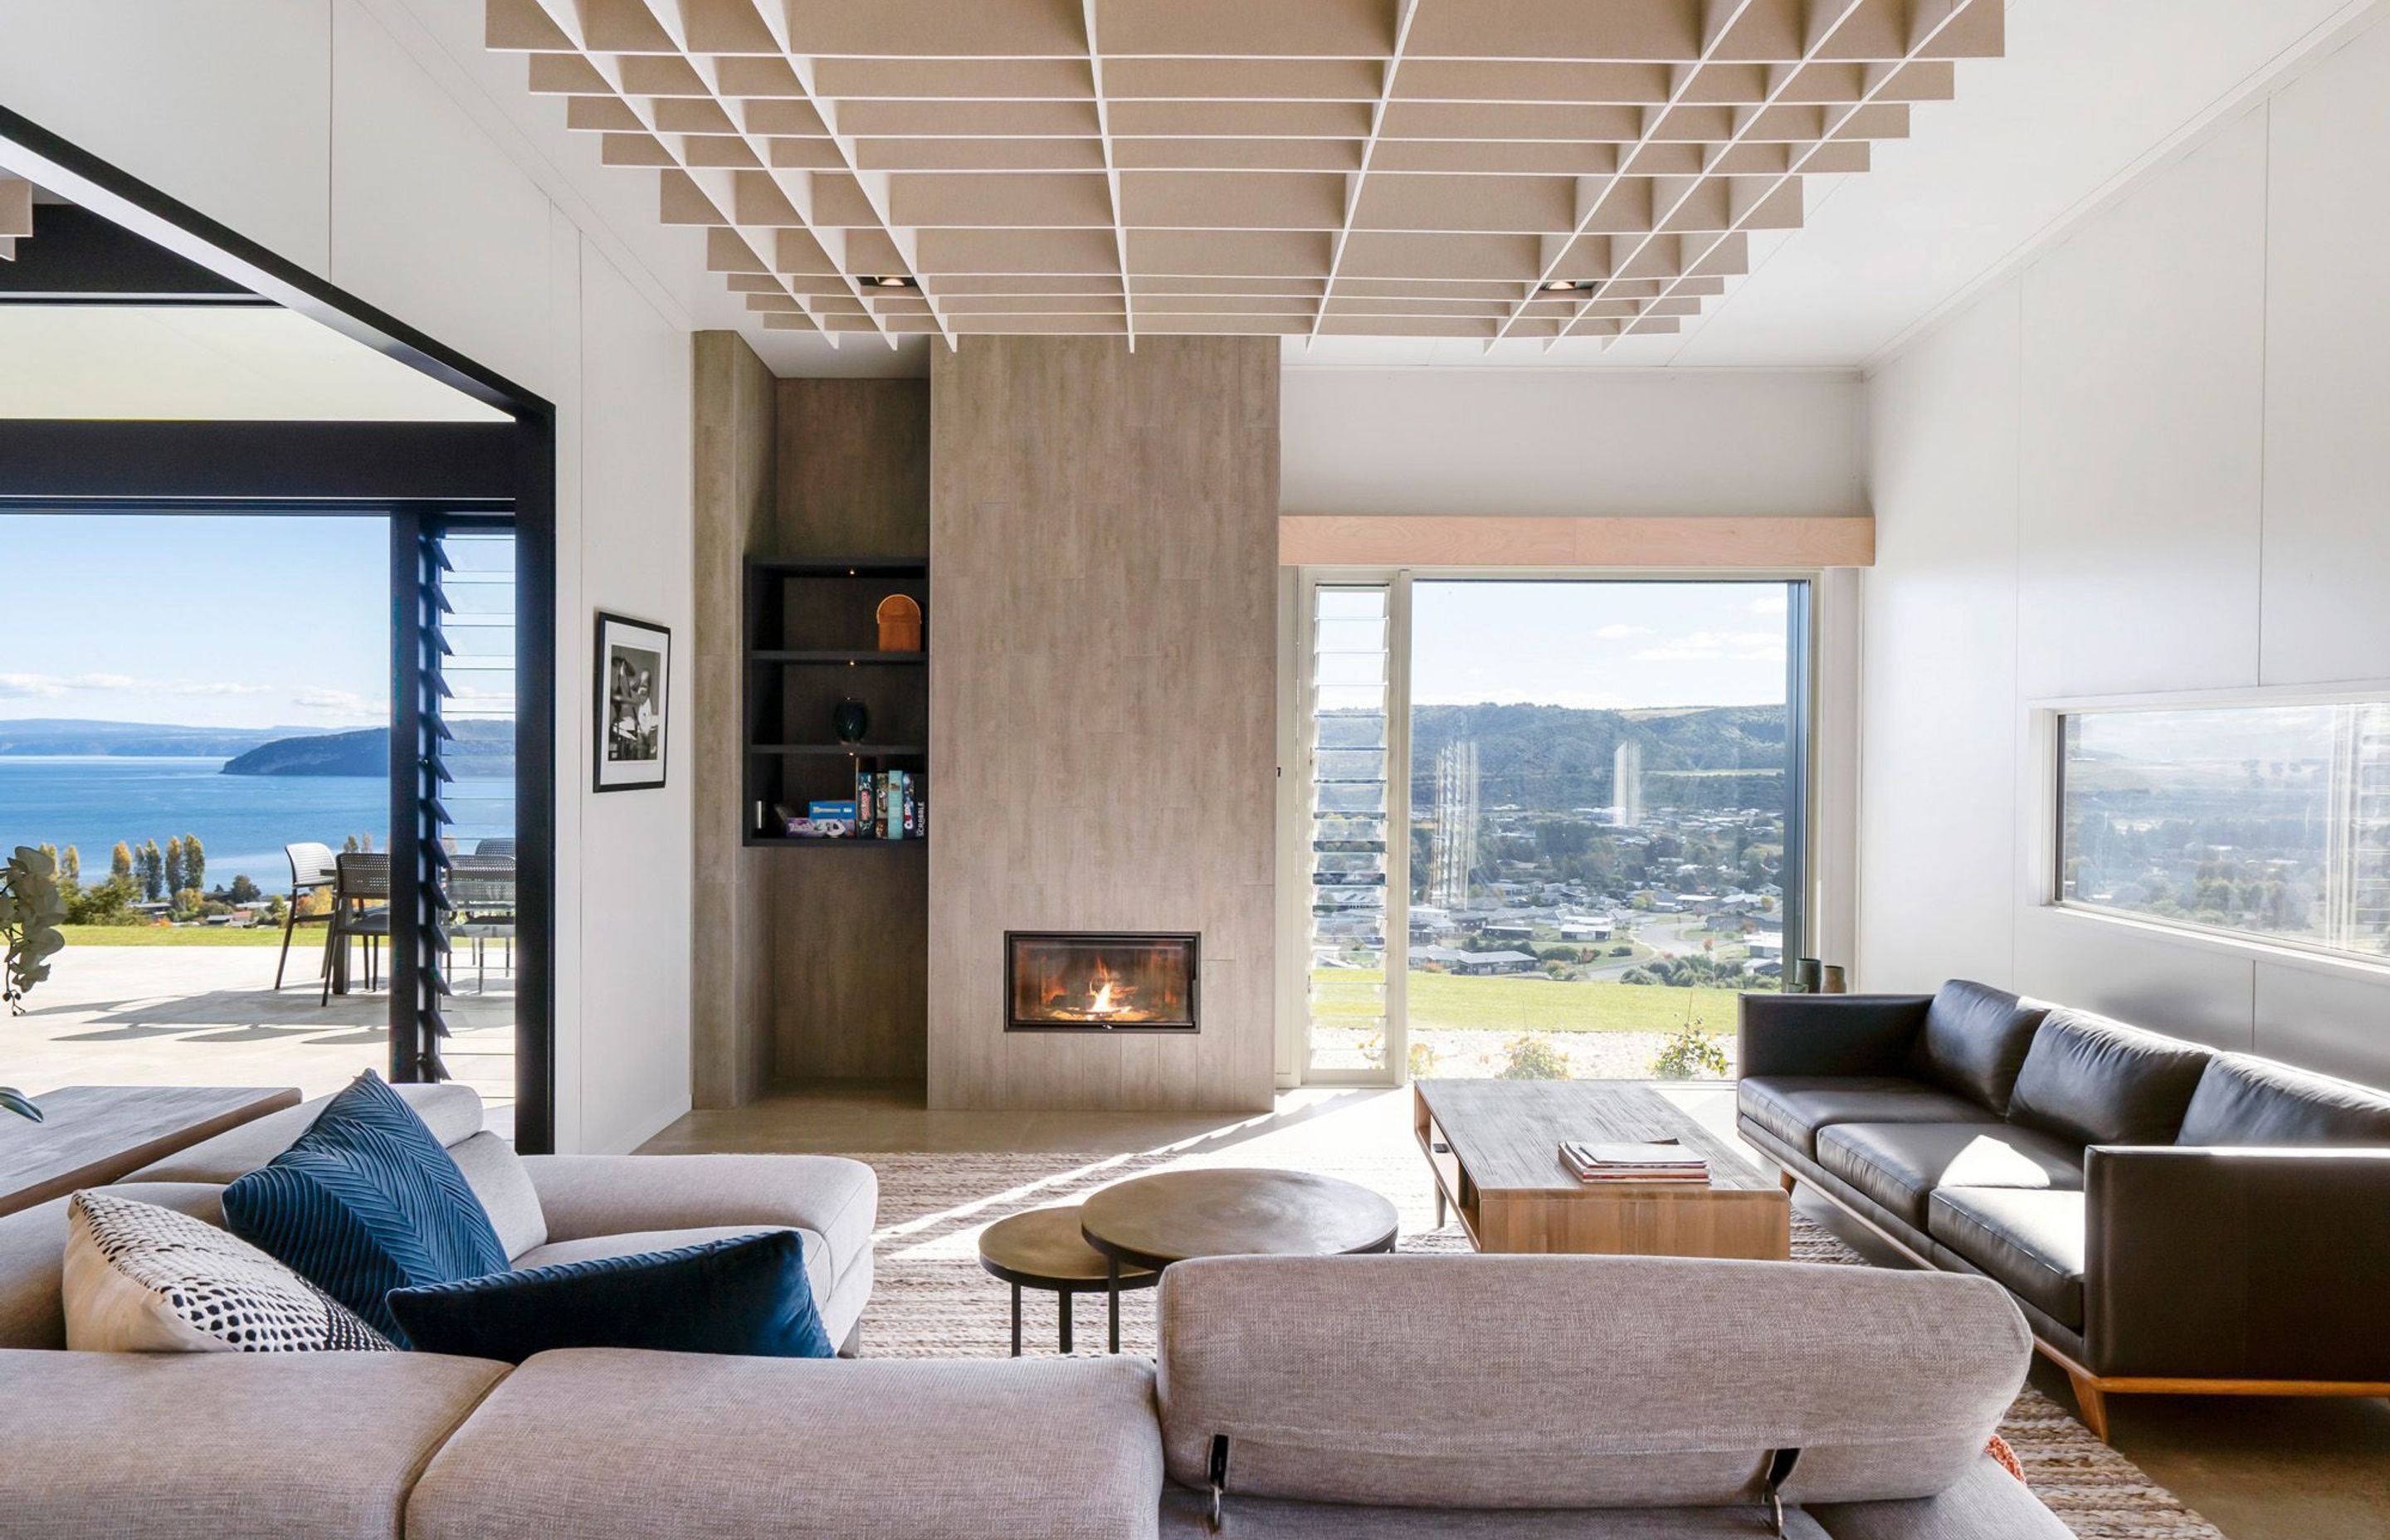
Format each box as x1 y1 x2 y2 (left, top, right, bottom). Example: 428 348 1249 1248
1738 980 2390 1438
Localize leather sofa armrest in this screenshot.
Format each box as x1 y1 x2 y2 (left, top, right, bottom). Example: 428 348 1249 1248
2085 1145 2390 1380
1738 993 1932 1078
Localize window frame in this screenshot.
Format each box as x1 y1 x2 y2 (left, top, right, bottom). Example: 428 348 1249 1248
2031 680 2390 984
1283 566 1819 1089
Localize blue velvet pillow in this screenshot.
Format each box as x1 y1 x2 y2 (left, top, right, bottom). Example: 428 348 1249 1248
386 1230 833 1363
222 1071 507 1346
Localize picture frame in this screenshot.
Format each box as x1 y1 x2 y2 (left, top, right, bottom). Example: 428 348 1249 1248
593 610 671 792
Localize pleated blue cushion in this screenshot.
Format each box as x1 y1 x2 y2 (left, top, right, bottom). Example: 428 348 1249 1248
222 1071 508 1347
386 1230 833 1364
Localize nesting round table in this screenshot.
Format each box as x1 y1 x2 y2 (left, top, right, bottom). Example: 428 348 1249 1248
977 1205 1158 1356
980 1168 1398 1355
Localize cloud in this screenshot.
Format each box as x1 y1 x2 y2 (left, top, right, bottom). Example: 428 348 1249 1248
1632 630 1785 663
0 674 69 699
1747 592 1789 615
292 687 389 718
0 671 271 698
1593 624 1651 640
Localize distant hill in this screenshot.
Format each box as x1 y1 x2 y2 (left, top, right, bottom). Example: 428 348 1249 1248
222 720 515 777
0 718 328 758
1405 702 1788 813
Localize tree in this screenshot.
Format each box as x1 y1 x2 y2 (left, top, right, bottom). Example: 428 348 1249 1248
111 842 134 888
136 841 165 903
181 835 203 895
59 846 80 885
227 874 263 905
163 836 186 899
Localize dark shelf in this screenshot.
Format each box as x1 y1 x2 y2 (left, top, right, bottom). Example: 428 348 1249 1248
745 832 930 850
748 742 924 757
749 556 928 578
749 650 925 665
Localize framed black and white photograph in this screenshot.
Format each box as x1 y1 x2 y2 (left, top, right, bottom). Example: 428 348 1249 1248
593 611 671 792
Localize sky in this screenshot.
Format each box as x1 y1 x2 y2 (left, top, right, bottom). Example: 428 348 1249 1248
1410 580 1791 710
0 513 391 728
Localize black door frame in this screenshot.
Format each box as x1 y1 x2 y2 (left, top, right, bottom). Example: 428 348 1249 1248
0 105 558 1150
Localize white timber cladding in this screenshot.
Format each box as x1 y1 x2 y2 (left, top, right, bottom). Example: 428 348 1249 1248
485 0 2006 346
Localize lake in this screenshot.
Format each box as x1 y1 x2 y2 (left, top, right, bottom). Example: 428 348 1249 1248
0 757 515 889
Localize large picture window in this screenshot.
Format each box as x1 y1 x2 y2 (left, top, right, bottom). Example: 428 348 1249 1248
2057 699 2390 962
1296 575 1811 1086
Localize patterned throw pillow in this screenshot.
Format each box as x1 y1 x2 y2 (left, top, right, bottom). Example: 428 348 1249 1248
63 1190 393 1352
223 1070 508 1346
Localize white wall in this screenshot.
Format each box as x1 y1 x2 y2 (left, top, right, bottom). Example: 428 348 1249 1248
1859 15 2390 1087
0 0 699 1151
1281 368 1866 518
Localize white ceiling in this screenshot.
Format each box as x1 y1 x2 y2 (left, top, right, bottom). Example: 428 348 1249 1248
0 305 509 421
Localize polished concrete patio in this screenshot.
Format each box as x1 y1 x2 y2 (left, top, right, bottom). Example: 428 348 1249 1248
8 943 513 1130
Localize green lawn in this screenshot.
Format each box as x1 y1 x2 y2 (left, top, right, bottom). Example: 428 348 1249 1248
1313 968 1745 1034
56 924 285 947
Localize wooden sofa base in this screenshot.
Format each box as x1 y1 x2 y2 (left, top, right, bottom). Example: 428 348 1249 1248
1775 1166 2390 1442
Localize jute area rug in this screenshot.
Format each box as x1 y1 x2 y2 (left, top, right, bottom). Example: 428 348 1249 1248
850 1145 2225 1540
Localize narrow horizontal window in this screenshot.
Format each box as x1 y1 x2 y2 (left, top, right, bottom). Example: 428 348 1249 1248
2057 700 2390 963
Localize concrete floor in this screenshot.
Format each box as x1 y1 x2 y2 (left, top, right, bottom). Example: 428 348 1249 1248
643 1079 2390 1540
12 943 515 1127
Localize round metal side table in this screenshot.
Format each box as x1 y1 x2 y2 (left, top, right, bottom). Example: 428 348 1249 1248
977 1204 1158 1356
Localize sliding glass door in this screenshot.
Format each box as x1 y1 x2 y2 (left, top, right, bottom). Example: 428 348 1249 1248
1296 575 1810 1087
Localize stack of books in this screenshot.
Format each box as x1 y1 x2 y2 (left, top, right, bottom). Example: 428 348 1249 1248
1558 1138 1711 1185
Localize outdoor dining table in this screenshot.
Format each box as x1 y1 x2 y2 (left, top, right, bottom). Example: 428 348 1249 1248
322 852 516 997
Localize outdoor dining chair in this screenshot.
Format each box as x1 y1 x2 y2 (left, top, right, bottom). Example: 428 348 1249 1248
273 841 339 991
448 854 517 993
319 851 392 1006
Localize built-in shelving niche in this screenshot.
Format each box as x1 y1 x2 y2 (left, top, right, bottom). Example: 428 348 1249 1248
742 556 929 850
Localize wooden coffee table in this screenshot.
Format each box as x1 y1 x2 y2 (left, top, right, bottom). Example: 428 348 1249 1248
1415 1079 1788 1260
1079 1168 1399 1343
0 1085 301 1219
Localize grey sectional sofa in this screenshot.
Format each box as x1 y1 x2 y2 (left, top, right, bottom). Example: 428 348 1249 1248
0 1083 2078 1538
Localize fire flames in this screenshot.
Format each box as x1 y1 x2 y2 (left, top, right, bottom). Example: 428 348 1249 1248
1039 955 1149 1023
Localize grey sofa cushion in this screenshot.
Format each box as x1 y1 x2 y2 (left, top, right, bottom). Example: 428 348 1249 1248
1908 981 2051 1114
128 1082 484 1184
1739 1076 1989 1159
1157 1487 1831 1537
1810 1455 2075 1540
0 1347 505 1539
520 1153 875 1290
2175 1053 2390 1146
1155 1255 2028 1511
1929 1188 2087 1331
1814 1122 2084 1229
0 1182 226 1351
407 1349 1161 1540
2007 1008 2212 1148
447 1131 548 1260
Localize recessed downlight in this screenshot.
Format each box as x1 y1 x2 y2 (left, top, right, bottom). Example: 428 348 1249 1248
868 275 919 290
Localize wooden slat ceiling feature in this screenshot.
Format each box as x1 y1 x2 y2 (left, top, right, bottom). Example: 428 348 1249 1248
487 0 2002 348
0 177 32 262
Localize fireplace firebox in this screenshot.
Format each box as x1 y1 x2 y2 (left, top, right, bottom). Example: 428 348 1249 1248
1005 932 1199 1032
